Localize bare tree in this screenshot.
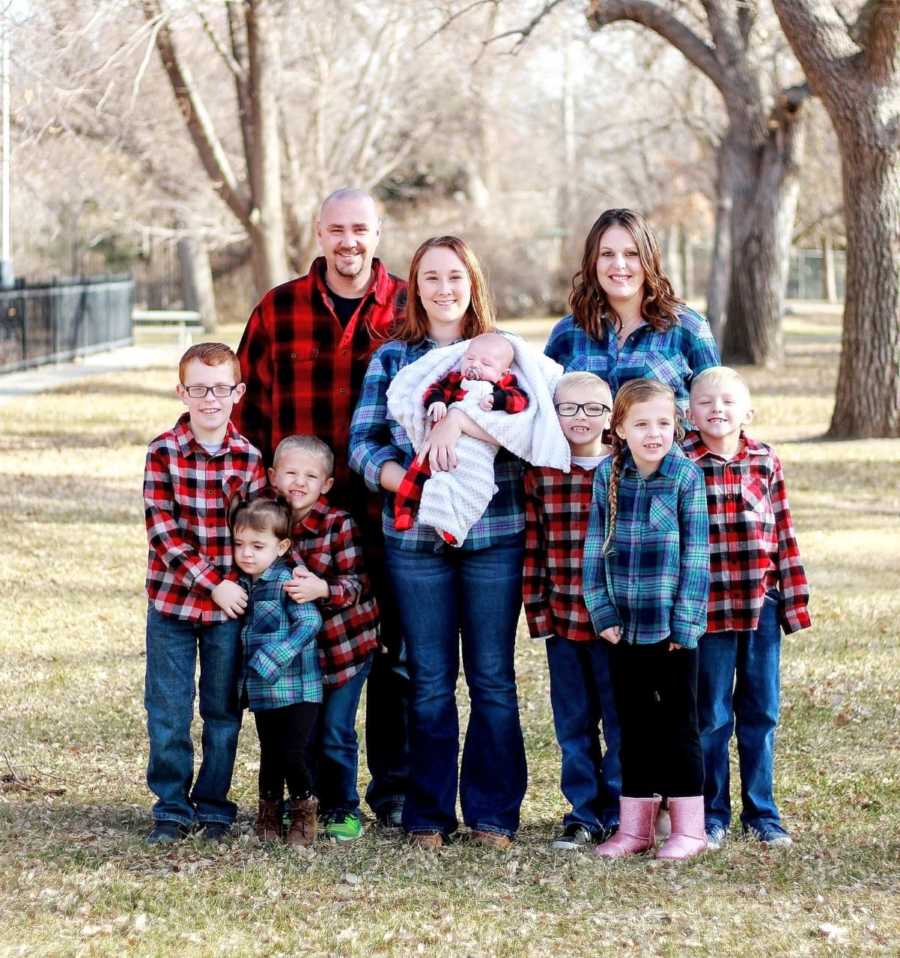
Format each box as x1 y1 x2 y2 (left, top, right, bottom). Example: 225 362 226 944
771 0 899 438
585 1 808 365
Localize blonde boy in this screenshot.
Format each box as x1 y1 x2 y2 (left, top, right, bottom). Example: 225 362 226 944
268 436 379 841
523 372 622 849
143 343 266 844
684 366 810 849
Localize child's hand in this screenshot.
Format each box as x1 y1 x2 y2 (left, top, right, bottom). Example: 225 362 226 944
284 567 329 603
479 394 495 411
668 641 683 651
428 401 448 423
600 625 621 644
211 580 248 618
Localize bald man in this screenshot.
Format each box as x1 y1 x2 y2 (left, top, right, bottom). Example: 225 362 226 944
234 188 409 831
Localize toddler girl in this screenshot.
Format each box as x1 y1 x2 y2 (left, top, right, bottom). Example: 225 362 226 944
583 378 710 860
232 498 323 847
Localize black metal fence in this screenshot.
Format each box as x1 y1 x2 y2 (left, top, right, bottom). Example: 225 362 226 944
0 275 134 374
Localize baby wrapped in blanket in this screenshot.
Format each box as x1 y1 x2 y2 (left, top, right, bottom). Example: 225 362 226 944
386 331 570 546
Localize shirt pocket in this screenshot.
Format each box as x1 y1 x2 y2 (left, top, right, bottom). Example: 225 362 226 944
303 550 331 577
253 598 282 635
643 352 686 394
741 477 775 531
275 342 319 367
648 494 678 533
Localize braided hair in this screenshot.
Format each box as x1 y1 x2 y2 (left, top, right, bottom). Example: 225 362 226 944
602 378 682 556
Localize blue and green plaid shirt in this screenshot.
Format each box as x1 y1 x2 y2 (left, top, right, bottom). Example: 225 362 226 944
583 446 710 649
348 338 524 552
238 560 323 711
544 308 720 412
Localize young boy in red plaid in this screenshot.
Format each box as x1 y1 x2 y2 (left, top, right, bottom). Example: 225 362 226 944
269 435 380 842
143 342 266 845
685 366 811 850
523 371 621 849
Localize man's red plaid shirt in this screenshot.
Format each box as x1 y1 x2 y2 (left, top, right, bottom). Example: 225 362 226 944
290 496 380 688
683 430 811 635
232 258 406 517
144 413 266 624
523 463 600 642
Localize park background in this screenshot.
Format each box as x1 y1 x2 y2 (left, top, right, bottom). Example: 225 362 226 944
1 1 898 955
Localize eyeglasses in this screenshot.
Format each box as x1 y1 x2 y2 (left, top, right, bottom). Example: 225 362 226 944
555 402 611 418
182 384 239 399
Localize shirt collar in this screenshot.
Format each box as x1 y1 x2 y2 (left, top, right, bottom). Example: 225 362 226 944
311 256 391 306
292 495 330 537
173 412 241 458
622 444 685 480
683 429 764 462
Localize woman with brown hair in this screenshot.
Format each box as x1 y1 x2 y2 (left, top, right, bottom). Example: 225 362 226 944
349 236 527 849
546 209 720 410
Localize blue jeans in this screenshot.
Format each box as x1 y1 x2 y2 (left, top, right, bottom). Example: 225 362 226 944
546 636 621 832
309 653 373 817
698 592 783 831
385 535 528 837
144 605 243 827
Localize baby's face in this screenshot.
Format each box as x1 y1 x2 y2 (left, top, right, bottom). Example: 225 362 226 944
461 335 513 383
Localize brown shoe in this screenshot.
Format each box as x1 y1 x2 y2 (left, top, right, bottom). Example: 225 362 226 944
408 831 444 849
470 830 512 849
256 799 283 843
286 796 318 848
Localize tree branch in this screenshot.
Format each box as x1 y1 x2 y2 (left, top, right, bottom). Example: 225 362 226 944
586 0 730 94
141 0 251 228
486 0 566 54
770 0 859 84
190 0 245 79
863 0 900 82
416 0 497 50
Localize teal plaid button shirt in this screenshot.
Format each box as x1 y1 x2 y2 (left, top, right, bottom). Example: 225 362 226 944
238 560 323 711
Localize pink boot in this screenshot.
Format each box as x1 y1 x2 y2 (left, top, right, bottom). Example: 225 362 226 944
594 797 660 859
656 796 708 860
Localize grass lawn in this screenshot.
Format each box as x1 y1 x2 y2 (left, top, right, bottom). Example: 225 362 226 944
0 313 898 957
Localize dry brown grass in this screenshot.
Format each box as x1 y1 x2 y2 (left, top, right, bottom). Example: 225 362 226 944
0 314 898 957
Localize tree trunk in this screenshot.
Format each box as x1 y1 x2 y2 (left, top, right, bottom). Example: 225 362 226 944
705 137 735 341
722 95 805 365
178 234 217 331
828 119 900 437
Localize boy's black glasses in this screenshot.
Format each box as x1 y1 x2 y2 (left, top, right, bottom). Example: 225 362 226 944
182 384 239 399
555 402 611 418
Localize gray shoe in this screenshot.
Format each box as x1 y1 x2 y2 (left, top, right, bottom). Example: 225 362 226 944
550 824 596 850
146 821 189 845
706 824 727 851
745 822 793 847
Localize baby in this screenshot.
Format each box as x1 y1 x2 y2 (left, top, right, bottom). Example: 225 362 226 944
394 332 529 543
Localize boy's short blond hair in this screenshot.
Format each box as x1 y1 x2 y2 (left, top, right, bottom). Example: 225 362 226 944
690 365 751 399
272 434 334 475
178 342 241 384
554 371 613 406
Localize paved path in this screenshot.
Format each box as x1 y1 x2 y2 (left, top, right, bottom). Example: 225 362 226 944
0 344 184 407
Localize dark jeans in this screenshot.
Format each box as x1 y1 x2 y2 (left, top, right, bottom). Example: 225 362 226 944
363 546 411 817
546 636 621 832
254 702 319 801
145 605 243 827
307 653 373 816
608 638 704 798
698 591 783 830
386 534 528 837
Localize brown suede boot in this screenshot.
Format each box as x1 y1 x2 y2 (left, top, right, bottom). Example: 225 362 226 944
256 799 283 843
286 796 318 848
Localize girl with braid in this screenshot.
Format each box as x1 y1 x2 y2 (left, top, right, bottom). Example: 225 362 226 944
583 379 710 860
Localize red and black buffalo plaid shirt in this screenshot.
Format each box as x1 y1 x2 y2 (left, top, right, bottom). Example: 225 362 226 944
523 462 601 642
290 496 380 688
144 414 266 624
423 370 530 414
232 258 407 519
683 430 811 635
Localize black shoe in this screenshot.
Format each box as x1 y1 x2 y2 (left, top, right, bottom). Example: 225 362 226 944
200 822 233 843
376 801 404 830
146 821 190 845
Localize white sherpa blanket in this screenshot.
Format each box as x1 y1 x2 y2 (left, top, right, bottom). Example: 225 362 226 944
386 333 570 469
386 334 570 544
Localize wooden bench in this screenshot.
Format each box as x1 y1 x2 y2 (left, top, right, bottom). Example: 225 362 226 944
132 309 204 348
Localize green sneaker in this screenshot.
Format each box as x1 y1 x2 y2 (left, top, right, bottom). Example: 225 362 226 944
324 812 363 842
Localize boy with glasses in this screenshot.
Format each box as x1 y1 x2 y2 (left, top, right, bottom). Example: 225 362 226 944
143 343 266 844
523 372 622 850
